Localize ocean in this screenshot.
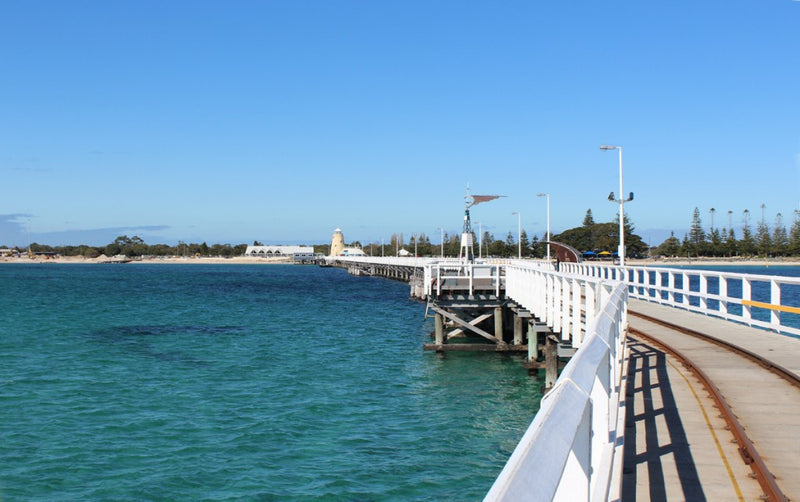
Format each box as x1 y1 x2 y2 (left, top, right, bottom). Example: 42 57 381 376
0 264 542 501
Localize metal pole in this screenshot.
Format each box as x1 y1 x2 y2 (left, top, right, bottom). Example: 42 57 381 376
515 212 521 258
439 228 444 258
618 146 625 266
478 222 482 259
537 193 551 262
546 195 551 262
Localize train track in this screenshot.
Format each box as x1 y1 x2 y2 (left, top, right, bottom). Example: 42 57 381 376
627 308 798 502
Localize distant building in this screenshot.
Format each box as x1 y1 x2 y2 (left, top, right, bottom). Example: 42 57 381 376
329 228 365 257
330 228 345 257
340 247 366 256
245 245 315 262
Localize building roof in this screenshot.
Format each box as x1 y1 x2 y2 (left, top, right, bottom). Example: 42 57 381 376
245 245 314 255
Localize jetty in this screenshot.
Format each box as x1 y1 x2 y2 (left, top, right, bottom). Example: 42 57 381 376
323 254 800 501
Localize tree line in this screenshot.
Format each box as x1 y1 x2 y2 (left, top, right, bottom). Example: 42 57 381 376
352 209 649 259
11 207 800 260
19 235 250 258
654 207 800 258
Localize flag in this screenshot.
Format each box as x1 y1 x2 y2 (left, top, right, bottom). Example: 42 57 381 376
471 195 502 205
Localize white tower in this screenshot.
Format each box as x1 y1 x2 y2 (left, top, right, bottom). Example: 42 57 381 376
330 228 345 256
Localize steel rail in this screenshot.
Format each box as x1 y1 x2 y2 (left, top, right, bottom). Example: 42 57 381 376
629 309 800 390
627 324 788 502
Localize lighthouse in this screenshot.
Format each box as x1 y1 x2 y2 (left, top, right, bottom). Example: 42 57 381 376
330 228 345 256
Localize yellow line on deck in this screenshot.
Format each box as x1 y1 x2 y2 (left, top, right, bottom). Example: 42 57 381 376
741 299 800 315
667 358 745 502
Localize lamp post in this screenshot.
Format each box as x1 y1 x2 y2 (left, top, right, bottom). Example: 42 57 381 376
537 193 550 262
437 227 444 258
600 144 632 266
478 222 482 259
512 212 521 259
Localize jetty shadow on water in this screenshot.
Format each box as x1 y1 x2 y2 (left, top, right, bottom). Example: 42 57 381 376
621 339 704 502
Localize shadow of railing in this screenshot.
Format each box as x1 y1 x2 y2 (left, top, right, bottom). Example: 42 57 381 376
622 339 705 501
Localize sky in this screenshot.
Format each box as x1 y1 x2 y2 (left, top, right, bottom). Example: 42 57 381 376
1 1 799 248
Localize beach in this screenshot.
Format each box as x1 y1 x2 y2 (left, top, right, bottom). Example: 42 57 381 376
4 254 800 267
0 255 297 265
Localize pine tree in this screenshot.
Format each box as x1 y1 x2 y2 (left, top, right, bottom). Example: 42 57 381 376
790 210 800 256
772 213 789 256
530 234 542 258
657 231 681 257
520 230 530 257
740 209 755 256
582 209 595 227
756 220 771 256
726 228 737 257
688 207 706 257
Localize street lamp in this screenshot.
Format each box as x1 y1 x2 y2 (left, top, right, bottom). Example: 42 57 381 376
600 144 633 266
537 193 550 262
512 212 521 259
477 222 483 259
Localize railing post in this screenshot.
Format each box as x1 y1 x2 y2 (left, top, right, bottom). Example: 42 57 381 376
682 271 691 308
553 276 563 335
720 276 728 318
469 263 474 296
771 279 781 329
572 278 582 346
668 270 676 305
742 278 752 323
585 282 596 328
561 276 571 344
699 273 708 312
496 265 501 297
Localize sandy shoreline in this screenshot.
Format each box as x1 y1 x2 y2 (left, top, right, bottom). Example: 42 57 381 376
3 255 800 267
0 256 298 265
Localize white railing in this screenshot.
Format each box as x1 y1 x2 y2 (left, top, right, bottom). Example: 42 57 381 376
486 281 628 501
563 263 800 337
423 262 504 297
324 255 435 267
505 264 616 348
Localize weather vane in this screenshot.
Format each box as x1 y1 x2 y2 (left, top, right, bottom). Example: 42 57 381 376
459 186 503 263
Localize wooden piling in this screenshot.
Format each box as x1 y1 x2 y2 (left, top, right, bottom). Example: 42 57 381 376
494 307 504 343
435 312 444 346
544 336 558 391
527 320 539 363
514 315 523 345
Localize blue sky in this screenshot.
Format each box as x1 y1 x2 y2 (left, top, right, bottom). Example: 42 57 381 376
1 1 798 248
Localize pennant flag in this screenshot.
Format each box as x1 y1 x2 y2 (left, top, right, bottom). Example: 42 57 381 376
471 195 502 205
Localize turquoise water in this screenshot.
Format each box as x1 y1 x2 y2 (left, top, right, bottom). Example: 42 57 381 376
0 264 542 501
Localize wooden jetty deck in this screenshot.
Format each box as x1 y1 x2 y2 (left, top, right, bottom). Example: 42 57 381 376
626 299 800 501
